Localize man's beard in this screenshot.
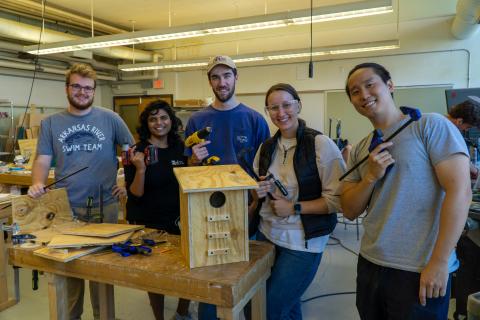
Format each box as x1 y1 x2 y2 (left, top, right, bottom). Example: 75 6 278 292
67 93 94 110
213 84 235 103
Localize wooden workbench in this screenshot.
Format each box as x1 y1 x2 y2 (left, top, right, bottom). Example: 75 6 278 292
0 171 55 187
9 236 275 320
0 204 16 311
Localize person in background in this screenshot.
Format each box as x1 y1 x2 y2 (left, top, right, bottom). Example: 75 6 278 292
184 55 270 320
446 97 480 179
253 83 345 320
341 62 471 320
445 97 480 319
124 100 190 320
28 63 134 320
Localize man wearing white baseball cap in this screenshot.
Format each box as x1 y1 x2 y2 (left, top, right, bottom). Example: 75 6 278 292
184 55 270 169
184 57 270 319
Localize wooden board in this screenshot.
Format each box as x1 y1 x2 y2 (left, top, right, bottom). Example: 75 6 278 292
12 188 72 234
47 231 134 248
34 246 106 263
34 225 153 246
61 223 144 238
31 222 80 244
173 164 258 193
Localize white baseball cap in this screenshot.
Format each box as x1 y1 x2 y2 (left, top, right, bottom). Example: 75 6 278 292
207 55 236 73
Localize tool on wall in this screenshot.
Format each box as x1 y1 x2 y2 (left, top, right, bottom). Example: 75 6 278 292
328 118 349 151
339 106 422 181
185 127 220 165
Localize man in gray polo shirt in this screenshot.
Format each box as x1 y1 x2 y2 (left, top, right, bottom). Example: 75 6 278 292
340 62 471 320
28 63 134 320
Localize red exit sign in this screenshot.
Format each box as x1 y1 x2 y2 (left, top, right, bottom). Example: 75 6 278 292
152 79 164 89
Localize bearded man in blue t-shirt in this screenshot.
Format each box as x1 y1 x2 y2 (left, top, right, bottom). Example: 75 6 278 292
184 55 270 168
185 56 270 320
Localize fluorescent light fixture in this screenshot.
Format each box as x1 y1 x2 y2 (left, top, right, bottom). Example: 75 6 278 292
291 6 392 24
122 61 208 72
118 40 399 72
25 0 392 55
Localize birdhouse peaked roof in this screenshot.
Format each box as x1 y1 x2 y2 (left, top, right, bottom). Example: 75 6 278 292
173 164 258 193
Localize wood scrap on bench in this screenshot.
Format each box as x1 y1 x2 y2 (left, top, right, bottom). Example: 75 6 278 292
61 223 144 238
34 246 106 263
47 231 134 248
12 188 72 234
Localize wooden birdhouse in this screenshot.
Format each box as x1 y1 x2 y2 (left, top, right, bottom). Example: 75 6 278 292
173 164 258 268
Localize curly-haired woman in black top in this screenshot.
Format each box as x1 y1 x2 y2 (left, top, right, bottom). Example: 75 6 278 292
125 100 190 320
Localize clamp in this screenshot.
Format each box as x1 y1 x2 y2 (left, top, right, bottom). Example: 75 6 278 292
112 240 152 257
1 222 19 235
12 233 36 245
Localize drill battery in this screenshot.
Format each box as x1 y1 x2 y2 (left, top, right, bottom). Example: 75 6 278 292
121 144 159 166
144 145 159 165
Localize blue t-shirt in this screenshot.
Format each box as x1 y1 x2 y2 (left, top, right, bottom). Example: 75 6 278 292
37 107 134 208
184 103 270 168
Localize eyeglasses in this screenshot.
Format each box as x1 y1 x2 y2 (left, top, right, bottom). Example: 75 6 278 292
68 84 95 94
265 100 299 114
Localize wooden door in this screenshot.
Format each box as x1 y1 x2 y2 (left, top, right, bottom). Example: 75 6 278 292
113 95 173 141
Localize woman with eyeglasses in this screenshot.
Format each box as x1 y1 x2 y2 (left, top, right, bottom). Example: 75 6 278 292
251 83 346 320
124 100 191 320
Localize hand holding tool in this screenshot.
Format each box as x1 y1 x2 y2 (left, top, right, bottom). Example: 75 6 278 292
339 106 422 181
185 127 220 164
237 148 274 200
144 145 159 165
185 127 211 147
266 173 289 197
44 166 88 189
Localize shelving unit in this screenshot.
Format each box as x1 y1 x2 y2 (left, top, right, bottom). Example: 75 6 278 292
173 104 205 137
0 99 14 157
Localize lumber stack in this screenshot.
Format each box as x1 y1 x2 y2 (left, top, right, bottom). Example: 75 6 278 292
33 223 145 262
11 188 146 262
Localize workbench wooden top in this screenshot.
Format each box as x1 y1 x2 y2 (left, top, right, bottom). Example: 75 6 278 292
0 171 55 186
9 236 275 308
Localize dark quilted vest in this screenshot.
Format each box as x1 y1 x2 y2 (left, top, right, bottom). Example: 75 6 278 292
258 119 337 241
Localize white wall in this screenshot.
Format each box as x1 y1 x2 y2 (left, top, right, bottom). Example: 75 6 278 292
240 92 325 134
0 72 103 108
0 71 103 137
0 16 478 139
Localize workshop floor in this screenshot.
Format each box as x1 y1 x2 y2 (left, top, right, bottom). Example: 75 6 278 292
0 220 459 320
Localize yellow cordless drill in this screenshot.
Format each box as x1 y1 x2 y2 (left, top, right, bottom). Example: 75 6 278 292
184 127 220 165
